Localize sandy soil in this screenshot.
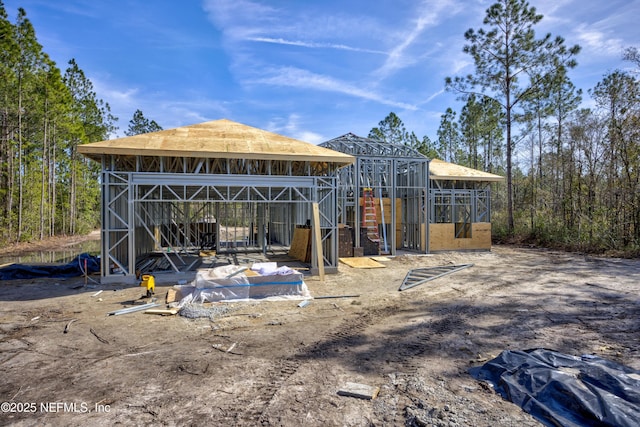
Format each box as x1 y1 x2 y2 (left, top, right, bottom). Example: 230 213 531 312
0 244 638 426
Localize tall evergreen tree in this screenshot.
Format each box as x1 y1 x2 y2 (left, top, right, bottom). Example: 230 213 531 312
368 112 407 144
623 46 640 69
125 109 162 136
445 0 580 234
13 7 45 241
0 2 20 240
0 4 116 244
591 71 640 246
63 58 117 234
436 108 461 163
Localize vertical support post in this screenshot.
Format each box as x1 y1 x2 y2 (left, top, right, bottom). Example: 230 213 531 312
127 173 136 277
312 202 325 281
100 165 108 278
425 160 430 253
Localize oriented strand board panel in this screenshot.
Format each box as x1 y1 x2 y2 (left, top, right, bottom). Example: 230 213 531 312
289 227 311 262
427 222 492 251
429 158 504 182
78 119 355 165
339 257 386 269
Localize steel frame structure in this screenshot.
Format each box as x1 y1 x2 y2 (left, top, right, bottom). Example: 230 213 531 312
320 133 430 254
320 133 493 253
100 155 341 283
429 179 492 239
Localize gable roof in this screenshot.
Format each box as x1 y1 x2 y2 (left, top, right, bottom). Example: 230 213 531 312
77 119 355 165
429 158 504 182
320 132 426 158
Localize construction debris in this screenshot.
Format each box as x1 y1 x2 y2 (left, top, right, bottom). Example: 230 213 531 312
145 308 179 316
212 343 242 355
107 302 160 316
399 264 474 291
337 382 380 400
63 318 78 333
314 294 360 299
178 303 232 320
89 328 109 344
166 288 177 304
339 257 386 269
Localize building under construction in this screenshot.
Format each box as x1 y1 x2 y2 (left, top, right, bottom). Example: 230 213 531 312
78 120 503 284
320 133 503 256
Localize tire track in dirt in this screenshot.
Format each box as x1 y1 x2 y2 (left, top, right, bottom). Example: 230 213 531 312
219 305 400 424
212 357 300 425
216 279 520 424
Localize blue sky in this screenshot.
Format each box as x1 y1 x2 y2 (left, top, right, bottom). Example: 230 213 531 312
3 0 638 146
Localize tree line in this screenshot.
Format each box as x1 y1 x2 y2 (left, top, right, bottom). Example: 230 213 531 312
2 1 638 257
0 4 161 245
369 0 639 256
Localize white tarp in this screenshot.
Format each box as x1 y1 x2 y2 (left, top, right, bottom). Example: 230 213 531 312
174 264 310 304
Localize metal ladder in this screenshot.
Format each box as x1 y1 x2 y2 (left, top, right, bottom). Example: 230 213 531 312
362 188 380 243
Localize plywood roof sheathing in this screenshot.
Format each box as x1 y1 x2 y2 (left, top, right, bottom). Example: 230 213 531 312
78 119 355 165
429 159 504 182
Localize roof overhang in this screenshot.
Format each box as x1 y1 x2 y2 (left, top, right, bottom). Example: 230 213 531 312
429 158 504 182
78 119 355 166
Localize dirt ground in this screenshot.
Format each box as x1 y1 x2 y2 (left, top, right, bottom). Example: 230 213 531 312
0 237 639 426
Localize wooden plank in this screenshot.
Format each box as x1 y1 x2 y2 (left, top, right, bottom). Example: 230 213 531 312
288 227 311 262
244 269 260 277
145 308 179 316
312 203 325 281
166 288 177 304
337 382 380 400
339 257 385 269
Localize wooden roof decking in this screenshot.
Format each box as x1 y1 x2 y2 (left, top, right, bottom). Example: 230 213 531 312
429 158 504 182
77 119 355 165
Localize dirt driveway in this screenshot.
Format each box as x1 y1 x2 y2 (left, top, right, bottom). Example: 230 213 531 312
1 245 638 426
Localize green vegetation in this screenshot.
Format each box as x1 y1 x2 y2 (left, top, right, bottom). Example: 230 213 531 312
370 1 639 257
0 5 161 245
2 1 638 258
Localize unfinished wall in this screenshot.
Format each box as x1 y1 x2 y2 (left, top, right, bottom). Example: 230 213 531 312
423 222 492 251
357 197 403 249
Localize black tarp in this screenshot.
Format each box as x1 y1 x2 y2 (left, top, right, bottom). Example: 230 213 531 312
470 348 640 427
0 253 100 280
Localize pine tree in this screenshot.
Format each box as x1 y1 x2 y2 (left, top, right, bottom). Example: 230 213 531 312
368 112 407 144
436 108 461 163
63 58 117 234
125 109 162 136
445 0 580 235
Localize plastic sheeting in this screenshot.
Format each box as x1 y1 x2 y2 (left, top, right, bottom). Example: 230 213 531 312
470 348 640 427
0 253 100 280
175 264 309 304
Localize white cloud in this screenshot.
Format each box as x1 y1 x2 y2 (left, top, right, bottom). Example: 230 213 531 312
253 67 416 110
265 114 325 143
246 37 386 55
374 0 459 79
90 76 139 109
203 0 278 36
572 23 624 58
423 89 445 105
295 130 325 144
